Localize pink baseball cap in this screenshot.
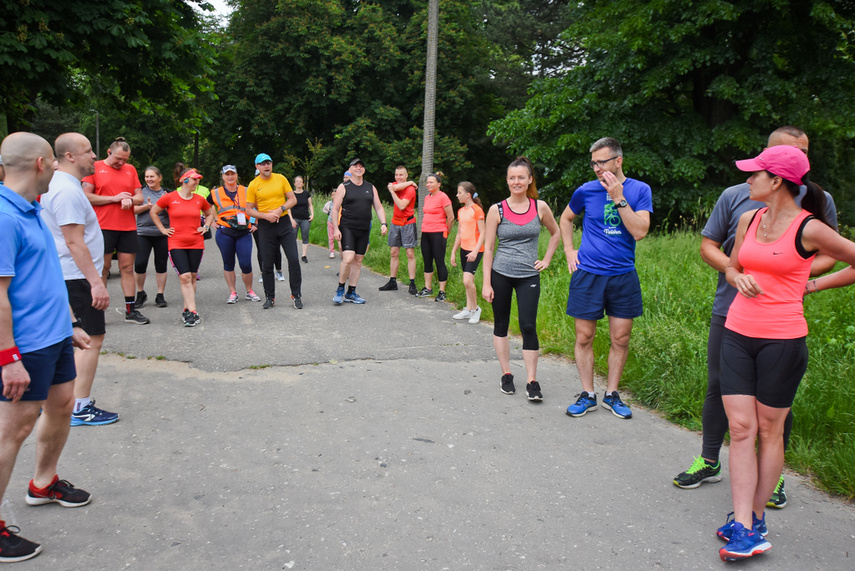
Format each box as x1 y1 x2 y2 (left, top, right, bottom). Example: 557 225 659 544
735 144 810 185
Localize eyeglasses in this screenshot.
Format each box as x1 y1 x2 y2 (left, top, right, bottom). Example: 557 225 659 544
589 157 619 169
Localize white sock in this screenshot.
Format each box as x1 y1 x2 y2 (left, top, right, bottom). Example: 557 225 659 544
74 397 92 413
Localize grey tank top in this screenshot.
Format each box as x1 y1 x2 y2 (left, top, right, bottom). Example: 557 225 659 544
492 199 541 278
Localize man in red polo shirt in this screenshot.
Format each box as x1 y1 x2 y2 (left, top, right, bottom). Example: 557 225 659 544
82 137 148 324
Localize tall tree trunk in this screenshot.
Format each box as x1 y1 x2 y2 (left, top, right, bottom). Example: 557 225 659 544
419 0 438 229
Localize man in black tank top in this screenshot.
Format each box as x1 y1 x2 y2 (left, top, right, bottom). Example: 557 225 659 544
330 158 388 304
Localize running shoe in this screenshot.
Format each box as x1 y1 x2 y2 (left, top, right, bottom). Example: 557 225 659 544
408 282 418 295
333 286 345 305
134 290 148 309
0 522 41 562
246 290 261 302
183 311 200 327
259 275 264 282
275 270 285 281
291 295 303 309
501 373 516 395
301 256 308 263
602 390 632 418
719 522 771 561
263 297 275 309
717 512 768 541
767 476 787 508
468 306 482 324
566 392 598 417
329 251 336 258
379 278 398 291
416 287 433 298
434 291 447 302
227 292 239 304
344 291 366 304
26 475 91 507
120 308 150 325
526 381 543 401
453 308 473 320
70 400 119 426
673 456 722 489
155 293 168 307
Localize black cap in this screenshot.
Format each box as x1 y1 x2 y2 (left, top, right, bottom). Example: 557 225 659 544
349 158 365 168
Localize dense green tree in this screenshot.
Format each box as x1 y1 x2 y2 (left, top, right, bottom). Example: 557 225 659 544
0 0 218 132
489 1 855 225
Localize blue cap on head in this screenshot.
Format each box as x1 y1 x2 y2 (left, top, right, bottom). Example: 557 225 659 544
255 153 272 165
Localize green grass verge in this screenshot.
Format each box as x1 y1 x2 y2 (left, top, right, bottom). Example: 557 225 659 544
308 194 855 499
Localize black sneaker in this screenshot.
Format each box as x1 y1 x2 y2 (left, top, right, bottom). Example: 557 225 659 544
183 310 198 327
263 297 275 309
416 287 433 298
408 282 418 295
526 381 543 401
379 278 398 291
291 295 303 309
124 309 150 325
301 256 308 263
767 476 787 508
501 373 516 395
134 290 148 309
673 456 722 489
26 476 91 507
155 293 167 307
435 291 447 302
0 522 41 562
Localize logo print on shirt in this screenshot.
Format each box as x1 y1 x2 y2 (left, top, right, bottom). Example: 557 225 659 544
603 201 622 235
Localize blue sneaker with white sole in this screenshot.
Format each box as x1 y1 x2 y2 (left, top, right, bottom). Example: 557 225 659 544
70 401 118 427
344 291 366 304
566 392 597 417
717 512 768 541
719 521 771 561
602 391 632 418
333 286 345 305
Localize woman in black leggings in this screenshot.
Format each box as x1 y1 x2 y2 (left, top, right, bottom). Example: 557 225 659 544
134 166 170 308
416 172 454 301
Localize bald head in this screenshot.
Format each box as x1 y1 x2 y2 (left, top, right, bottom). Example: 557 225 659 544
55 133 96 179
0 132 56 200
768 126 809 155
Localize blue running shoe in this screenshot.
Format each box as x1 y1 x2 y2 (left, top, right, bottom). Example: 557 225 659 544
333 286 345 305
70 401 119 427
602 391 632 419
717 512 768 541
719 522 771 561
566 392 597 417
344 291 366 304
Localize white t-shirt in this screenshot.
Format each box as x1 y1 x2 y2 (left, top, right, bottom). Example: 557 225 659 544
41 170 105 280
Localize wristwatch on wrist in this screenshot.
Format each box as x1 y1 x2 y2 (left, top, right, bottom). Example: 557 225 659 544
616 199 628 208
72 320 83 329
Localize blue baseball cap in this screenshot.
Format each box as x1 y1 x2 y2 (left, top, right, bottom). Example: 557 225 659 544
255 153 272 164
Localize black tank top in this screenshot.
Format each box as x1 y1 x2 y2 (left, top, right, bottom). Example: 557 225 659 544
340 180 374 231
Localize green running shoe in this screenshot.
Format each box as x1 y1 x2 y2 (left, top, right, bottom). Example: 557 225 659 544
767 475 787 508
673 456 722 489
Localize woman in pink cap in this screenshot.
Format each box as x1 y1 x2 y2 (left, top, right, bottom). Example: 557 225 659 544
716 145 855 561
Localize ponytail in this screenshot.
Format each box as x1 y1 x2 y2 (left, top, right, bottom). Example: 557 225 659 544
781 174 830 227
458 181 482 208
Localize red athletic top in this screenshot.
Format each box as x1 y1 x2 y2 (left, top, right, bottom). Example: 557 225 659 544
156 192 209 250
82 160 142 231
422 190 451 234
725 208 814 339
458 204 485 252
392 184 417 226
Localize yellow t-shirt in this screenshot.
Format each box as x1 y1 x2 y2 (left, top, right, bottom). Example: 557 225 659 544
247 173 293 216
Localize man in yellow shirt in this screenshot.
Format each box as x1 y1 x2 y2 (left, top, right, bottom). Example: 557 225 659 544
246 153 302 309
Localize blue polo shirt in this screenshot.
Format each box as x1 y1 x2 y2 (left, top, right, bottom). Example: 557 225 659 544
0 184 72 353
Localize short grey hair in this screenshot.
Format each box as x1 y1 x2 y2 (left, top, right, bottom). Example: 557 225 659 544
589 137 623 157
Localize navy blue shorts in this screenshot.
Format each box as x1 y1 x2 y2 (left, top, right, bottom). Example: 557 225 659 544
0 337 76 402
566 269 643 320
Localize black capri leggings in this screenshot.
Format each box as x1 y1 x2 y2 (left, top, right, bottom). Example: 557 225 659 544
135 234 169 274
421 231 448 282
491 270 540 350
169 249 204 275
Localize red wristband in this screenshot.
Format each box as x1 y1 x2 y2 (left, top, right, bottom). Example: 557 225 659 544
0 346 22 367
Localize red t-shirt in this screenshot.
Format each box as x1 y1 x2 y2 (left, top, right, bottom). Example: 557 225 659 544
392 184 417 226
156 192 209 250
422 190 452 234
82 160 142 231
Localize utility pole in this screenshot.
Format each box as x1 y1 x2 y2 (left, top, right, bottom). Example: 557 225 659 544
419 0 438 228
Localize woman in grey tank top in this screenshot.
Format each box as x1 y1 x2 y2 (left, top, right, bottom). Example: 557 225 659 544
482 157 561 402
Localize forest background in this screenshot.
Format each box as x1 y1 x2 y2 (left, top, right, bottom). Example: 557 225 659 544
2 0 855 496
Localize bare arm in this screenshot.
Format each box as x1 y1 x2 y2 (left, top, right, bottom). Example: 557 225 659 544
372 187 388 236
481 205 500 303
82 181 132 206
535 200 561 271
149 204 174 236
0 277 28 402
133 196 154 214
444 203 454 235
331 184 346 239
449 220 461 267
559 205 579 273
725 211 763 298
699 237 728 274
386 183 414 211
59 224 110 310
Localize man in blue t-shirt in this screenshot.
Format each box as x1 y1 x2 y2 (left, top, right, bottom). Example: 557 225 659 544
559 137 653 420
0 132 94 562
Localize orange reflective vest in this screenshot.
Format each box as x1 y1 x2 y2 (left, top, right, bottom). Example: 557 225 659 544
211 185 249 228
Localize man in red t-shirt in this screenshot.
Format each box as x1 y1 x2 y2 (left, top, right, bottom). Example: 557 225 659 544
82 137 148 324
379 165 418 294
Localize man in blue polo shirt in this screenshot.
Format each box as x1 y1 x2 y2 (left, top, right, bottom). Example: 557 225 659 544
0 132 93 563
559 137 653 420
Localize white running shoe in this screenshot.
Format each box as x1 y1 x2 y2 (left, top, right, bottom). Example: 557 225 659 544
453 308 473 320
468 306 482 324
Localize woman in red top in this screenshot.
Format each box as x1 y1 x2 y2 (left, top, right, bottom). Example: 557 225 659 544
416 172 454 301
450 182 486 323
150 169 214 327
717 145 855 561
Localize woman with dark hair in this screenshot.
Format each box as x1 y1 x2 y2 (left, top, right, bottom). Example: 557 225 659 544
134 166 170 308
449 181 486 323
149 169 215 327
482 157 560 401
416 172 454 301
716 145 855 561
291 175 314 263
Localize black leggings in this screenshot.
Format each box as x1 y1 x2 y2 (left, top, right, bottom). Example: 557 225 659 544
421 231 448 282
702 314 793 462
490 270 540 350
253 228 280 272
135 234 168 274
